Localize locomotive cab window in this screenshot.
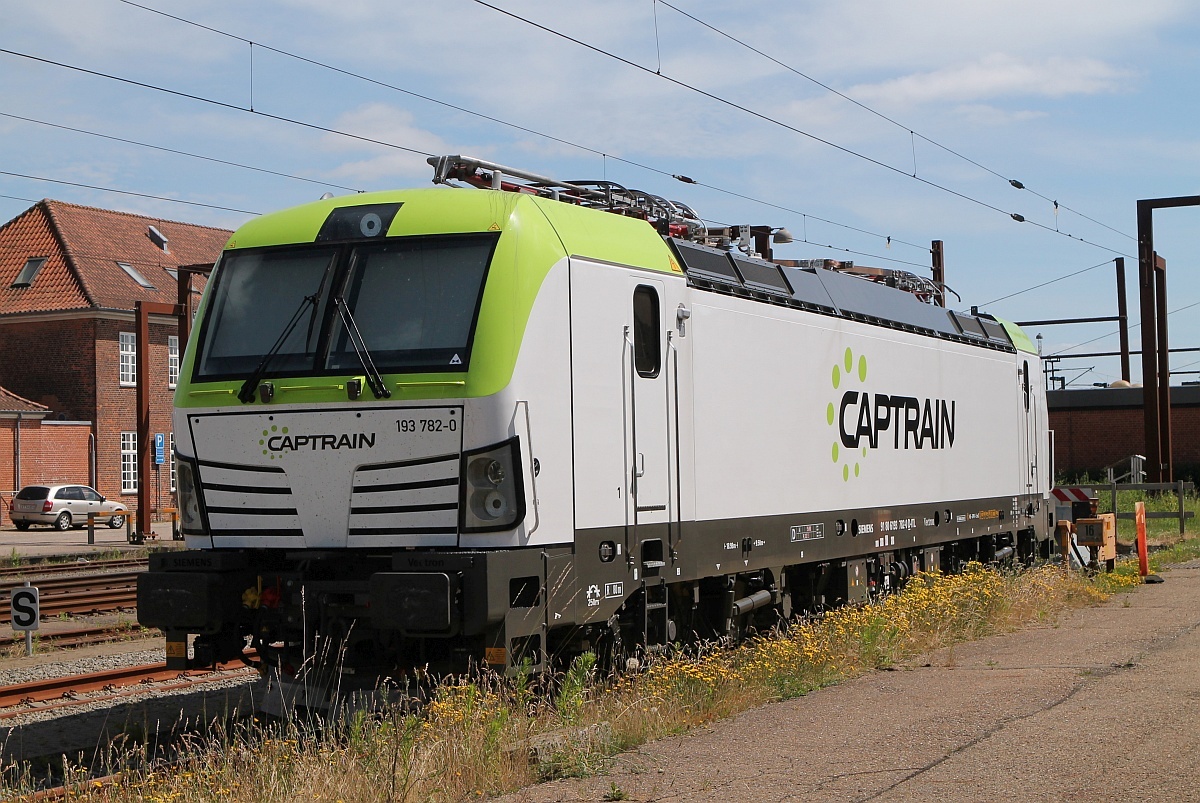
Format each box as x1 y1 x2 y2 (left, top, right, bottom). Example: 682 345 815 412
633 285 661 378
326 235 496 373
192 233 498 381
195 247 339 379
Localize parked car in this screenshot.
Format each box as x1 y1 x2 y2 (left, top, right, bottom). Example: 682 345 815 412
9 485 128 531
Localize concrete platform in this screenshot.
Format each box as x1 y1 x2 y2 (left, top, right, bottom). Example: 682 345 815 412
500 560 1200 803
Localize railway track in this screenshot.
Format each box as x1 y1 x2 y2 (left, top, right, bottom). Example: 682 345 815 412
0 570 141 623
0 558 147 581
0 655 257 717
0 625 154 650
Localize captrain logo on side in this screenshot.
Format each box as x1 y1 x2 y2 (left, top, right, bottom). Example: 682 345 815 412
826 347 956 482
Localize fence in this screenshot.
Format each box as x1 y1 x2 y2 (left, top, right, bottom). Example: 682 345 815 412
1102 481 1195 534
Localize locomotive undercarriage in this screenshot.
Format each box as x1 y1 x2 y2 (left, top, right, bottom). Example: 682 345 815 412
139 520 1045 700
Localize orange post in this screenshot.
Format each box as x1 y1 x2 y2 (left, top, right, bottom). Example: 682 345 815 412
1136 501 1149 577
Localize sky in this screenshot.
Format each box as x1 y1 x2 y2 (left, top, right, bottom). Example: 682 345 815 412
3 0 1200 388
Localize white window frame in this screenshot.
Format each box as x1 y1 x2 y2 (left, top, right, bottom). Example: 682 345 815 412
119 332 136 386
121 432 138 493
168 335 179 389
117 261 155 289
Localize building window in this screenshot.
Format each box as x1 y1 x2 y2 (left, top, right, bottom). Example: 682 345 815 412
168 335 180 388
170 432 176 492
119 332 136 385
121 432 138 493
118 261 155 289
11 257 47 288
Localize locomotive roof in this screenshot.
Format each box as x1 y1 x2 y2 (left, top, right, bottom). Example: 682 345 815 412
223 187 1033 356
223 186 677 276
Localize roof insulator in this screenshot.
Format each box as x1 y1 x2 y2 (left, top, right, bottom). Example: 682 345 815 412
1009 179 1025 189
1010 213 1025 223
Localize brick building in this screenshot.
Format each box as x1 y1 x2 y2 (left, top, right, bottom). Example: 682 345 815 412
1047 385 1200 481
0 199 228 507
0 385 92 521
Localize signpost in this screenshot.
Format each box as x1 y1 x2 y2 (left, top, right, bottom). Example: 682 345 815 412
10 581 39 656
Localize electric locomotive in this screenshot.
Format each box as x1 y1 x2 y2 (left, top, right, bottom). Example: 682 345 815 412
138 156 1053 696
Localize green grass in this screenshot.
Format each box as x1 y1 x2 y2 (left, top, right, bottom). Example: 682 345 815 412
1090 487 1199 542
8 552 1172 803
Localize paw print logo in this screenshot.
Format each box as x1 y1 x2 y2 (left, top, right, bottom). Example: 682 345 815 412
826 347 868 482
259 425 288 459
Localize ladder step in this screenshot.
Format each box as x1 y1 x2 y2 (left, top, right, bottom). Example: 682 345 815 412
642 560 666 569
645 602 668 611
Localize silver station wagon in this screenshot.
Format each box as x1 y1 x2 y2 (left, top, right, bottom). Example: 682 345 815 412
9 485 128 531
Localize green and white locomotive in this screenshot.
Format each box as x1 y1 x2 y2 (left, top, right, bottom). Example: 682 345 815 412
138 156 1053 693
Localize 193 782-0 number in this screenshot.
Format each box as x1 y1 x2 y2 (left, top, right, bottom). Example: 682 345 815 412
397 416 457 433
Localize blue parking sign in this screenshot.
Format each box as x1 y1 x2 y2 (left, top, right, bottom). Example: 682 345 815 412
155 432 165 465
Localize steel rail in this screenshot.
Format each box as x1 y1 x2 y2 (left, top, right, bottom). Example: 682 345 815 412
0 656 256 712
0 558 147 580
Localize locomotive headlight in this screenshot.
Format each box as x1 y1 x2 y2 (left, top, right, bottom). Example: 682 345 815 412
174 456 209 535
460 437 525 533
471 490 511 520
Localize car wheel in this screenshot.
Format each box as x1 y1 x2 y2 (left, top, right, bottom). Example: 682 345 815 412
53 511 72 531
107 514 126 529
14 521 30 531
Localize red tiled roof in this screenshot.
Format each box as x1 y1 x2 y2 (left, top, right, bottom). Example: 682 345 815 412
0 385 49 414
0 200 229 315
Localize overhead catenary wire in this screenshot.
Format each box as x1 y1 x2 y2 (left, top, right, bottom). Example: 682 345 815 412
0 48 437 162
109 0 929 257
0 49 930 270
0 243 222 271
0 111 365 193
653 0 1136 243
0 170 260 215
468 0 1133 258
979 259 1114 307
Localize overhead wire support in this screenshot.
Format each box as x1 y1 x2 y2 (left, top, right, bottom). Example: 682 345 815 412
1049 298 1200 357
469 0 1131 255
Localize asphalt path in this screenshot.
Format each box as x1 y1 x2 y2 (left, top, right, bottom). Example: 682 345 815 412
0 520 179 558
500 560 1200 803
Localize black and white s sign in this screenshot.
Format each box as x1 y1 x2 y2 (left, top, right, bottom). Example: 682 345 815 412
10 586 39 631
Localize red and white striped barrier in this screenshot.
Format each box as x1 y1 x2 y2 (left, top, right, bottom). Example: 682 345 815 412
1052 486 1094 504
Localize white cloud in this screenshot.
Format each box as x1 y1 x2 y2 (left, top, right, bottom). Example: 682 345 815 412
320 104 455 184
849 55 1131 107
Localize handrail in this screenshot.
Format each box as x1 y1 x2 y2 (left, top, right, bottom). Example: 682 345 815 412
515 400 539 537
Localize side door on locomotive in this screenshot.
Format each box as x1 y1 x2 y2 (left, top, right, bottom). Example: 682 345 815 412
568 258 686 639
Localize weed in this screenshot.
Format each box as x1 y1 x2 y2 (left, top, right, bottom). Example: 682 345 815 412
603 780 629 801
6 550 1193 803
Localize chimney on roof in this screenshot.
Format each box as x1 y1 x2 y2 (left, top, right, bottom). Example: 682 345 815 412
147 225 169 253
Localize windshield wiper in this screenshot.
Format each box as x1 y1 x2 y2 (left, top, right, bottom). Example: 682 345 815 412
237 294 319 404
333 295 391 399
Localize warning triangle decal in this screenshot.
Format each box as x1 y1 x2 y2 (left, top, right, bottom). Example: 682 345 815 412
449 354 462 365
